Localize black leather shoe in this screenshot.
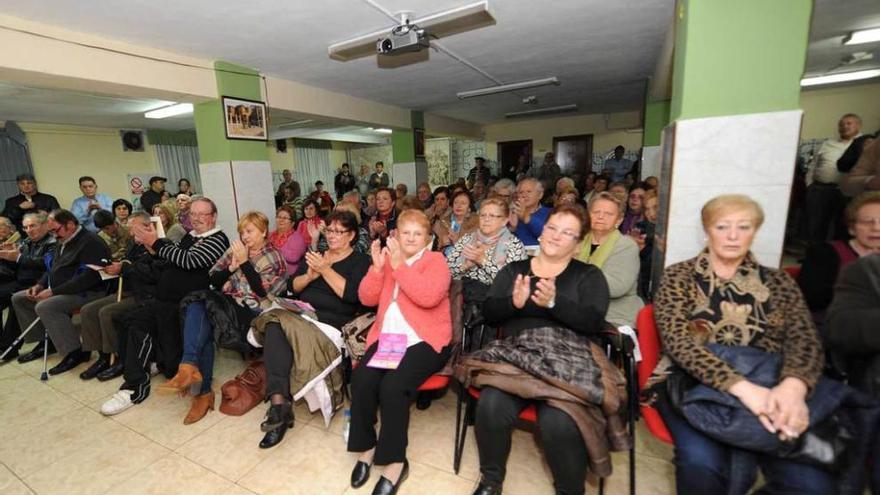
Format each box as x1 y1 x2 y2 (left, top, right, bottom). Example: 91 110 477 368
79 356 110 380
371 460 408 495
17 340 56 364
96 361 124 381
472 482 502 495
258 403 294 449
48 349 91 375
350 460 372 488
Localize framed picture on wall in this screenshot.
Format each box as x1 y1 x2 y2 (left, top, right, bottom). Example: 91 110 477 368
222 96 268 141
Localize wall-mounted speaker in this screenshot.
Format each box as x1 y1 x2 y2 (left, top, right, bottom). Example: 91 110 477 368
120 130 145 152
276 138 288 153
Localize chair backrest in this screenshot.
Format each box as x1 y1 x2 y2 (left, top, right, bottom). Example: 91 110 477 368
635 304 660 389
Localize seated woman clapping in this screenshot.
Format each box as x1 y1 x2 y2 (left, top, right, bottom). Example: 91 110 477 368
158 211 287 425
463 205 621 495
255 210 371 449
649 195 840 494
448 197 528 312
348 209 453 495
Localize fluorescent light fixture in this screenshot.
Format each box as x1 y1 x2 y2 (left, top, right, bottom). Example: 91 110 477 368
329 1 494 61
505 104 578 119
843 27 880 46
800 69 880 87
457 77 560 99
370 128 393 134
144 103 193 119
278 119 314 128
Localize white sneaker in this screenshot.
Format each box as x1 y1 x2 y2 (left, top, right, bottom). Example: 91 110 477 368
101 390 135 416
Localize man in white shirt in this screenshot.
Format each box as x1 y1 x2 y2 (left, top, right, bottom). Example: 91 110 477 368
805 113 861 243
604 146 633 182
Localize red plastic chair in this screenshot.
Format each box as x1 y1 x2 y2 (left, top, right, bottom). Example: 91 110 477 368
635 304 673 444
417 374 450 392
783 265 801 280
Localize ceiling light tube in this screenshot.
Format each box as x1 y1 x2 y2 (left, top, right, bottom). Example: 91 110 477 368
800 69 880 87
144 103 193 119
505 104 578 119
371 128 393 134
457 77 560 99
843 27 880 46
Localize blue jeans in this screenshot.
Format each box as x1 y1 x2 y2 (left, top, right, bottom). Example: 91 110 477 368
181 301 214 395
656 395 837 495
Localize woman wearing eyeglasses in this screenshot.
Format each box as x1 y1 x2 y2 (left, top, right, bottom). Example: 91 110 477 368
576 191 643 328
268 205 307 274
447 197 528 301
255 210 371 448
468 205 616 495
797 192 880 328
434 190 478 257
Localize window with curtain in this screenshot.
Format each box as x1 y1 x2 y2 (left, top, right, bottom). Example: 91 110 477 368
0 122 34 201
293 138 334 196
147 130 202 195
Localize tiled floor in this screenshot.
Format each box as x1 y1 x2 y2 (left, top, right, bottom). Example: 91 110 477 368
0 349 675 495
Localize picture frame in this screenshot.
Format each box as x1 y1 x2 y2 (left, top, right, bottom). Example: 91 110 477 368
222 96 268 141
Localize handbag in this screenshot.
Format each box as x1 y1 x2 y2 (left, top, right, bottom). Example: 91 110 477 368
340 312 376 361
219 359 266 416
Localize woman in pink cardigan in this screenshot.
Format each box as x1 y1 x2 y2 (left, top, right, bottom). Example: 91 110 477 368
268 205 307 274
348 209 452 495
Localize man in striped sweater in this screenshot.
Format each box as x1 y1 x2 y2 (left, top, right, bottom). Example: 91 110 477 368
101 197 229 416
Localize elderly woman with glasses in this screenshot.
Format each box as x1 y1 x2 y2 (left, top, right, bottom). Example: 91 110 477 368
434 190 478 257
576 191 643 328
467 205 617 495
268 205 307 274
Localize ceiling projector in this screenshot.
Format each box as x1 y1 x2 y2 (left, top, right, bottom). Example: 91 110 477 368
376 23 429 55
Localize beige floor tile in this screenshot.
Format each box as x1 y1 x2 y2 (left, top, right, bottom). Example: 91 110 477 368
602 449 675 495
632 421 674 462
237 423 356 495
176 405 301 482
23 417 168 495
0 464 33 495
406 392 481 481
43 360 124 404
115 452 249 495
0 360 26 381
108 385 226 450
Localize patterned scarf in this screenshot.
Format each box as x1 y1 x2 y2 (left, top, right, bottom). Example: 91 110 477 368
474 226 514 266
268 228 294 250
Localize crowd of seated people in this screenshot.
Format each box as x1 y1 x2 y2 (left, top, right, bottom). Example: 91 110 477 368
3 143 880 495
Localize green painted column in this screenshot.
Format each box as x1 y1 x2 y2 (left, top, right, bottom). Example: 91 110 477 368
670 0 812 121
193 61 268 163
193 61 274 235
643 99 671 148
391 130 415 163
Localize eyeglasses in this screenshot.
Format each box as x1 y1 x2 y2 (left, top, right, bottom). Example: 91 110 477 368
325 229 351 236
479 213 506 219
543 224 580 240
275 215 292 221
856 218 880 227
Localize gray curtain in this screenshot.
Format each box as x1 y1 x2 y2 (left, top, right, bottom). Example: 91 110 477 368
293 139 333 196
0 122 34 201
148 130 202 195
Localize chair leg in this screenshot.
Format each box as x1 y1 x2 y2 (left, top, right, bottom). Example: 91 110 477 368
453 387 469 474
40 331 49 381
598 476 605 495
627 355 637 495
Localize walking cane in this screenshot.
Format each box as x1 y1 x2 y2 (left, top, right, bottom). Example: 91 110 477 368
0 317 42 361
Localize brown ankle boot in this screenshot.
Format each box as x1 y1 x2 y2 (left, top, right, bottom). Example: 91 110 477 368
157 363 203 395
184 391 215 425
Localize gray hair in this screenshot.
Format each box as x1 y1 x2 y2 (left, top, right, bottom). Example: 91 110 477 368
493 178 516 194
588 191 625 216
518 177 544 191
343 190 361 201
0 217 14 231
22 211 48 224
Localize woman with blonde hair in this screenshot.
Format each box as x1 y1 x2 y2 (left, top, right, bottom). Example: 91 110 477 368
158 211 287 424
152 202 187 243
348 209 453 494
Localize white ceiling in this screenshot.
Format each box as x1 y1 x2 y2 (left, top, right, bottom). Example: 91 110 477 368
0 82 193 130
806 0 880 79
0 0 877 133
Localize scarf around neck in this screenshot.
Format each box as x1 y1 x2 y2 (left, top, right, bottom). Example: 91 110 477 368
474 226 515 266
579 229 622 268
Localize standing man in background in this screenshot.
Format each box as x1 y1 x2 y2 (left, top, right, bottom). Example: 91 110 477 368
70 176 113 232
805 113 861 243
275 169 294 207
604 145 633 182
2 173 60 233
138 176 167 214
368 161 390 191
334 163 356 200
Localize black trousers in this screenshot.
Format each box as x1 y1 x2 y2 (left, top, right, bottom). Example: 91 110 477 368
475 386 588 495
347 340 450 465
264 322 294 402
117 299 182 403
805 183 847 244
0 280 24 350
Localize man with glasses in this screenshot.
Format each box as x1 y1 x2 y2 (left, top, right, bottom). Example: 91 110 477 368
0 212 56 362
510 178 550 247
101 197 229 416
11 209 110 372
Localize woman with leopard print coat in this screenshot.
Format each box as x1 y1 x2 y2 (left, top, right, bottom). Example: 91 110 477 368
652 194 833 495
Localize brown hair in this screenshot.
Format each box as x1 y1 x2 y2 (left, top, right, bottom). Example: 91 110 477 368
237 211 269 236
548 204 590 241
845 191 880 227
700 194 765 230
399 195 425 212
479 197 510 217
334 201 362 224
276 205 297 222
